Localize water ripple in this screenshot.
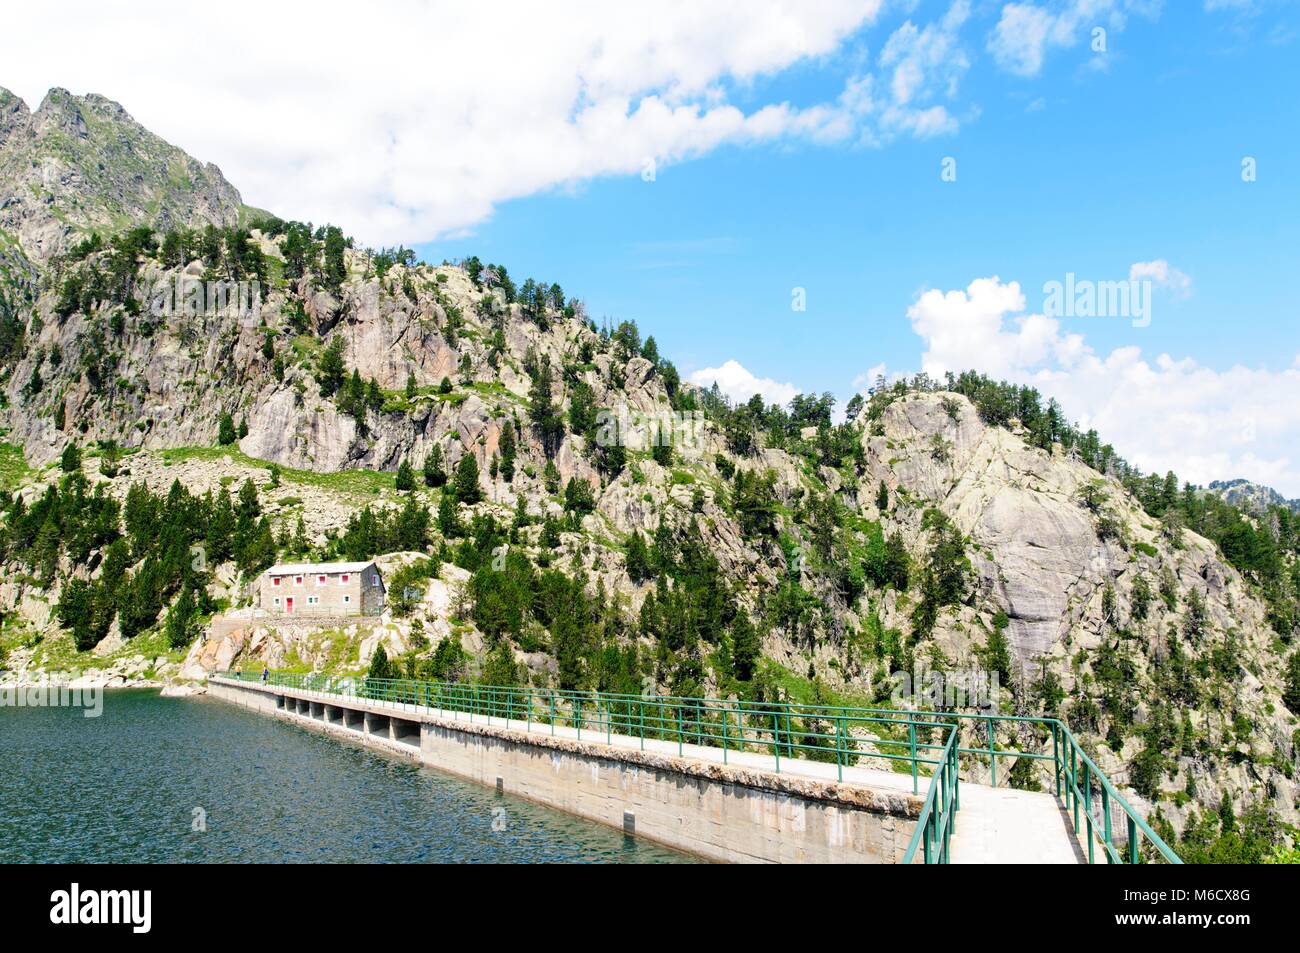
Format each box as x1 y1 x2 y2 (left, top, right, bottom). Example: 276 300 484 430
0 690 697 864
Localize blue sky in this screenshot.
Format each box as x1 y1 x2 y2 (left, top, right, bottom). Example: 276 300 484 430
5 0 1299 490
418 3 1298 393
408 1 1300 491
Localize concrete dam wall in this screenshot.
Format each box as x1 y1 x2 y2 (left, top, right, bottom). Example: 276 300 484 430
206 677 921 863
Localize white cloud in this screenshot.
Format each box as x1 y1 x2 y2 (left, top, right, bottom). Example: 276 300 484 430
852 362 891 393
989 2 1057 76
1130 259 1193 296
881 1 971 105
690 359 800 406
987 1 1159 77
904 275 1300 495
0 0 981 246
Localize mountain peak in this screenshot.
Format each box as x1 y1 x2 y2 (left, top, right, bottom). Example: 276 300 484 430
0 83 246 262
1208 478 1300 514
0 86 30 143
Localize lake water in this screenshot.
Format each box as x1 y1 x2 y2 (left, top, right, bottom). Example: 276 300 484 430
0 689 696 863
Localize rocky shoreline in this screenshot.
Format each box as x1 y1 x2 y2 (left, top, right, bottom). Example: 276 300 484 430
0 666 206 695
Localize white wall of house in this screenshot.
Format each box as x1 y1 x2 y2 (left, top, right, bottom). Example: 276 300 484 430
258 563 384 616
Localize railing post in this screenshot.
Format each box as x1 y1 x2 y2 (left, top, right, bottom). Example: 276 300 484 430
1127 815 1139 865
836 716 845 783
951 736 960 813
940 757 951 863
773 711 780 773
908 714 918 795
987 715 997 787
1084 762 1094 864
722 704 729 765
1102 785 1113 863
1071 743 1079 829
1053 723 1061 799
639 700 645 751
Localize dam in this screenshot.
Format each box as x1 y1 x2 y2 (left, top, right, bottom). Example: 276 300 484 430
207 672 1182 864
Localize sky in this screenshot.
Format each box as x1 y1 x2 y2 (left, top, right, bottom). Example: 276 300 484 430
3 0 1300 491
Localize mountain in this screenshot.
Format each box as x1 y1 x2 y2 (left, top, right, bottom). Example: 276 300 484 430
1209 479 1300 515
0 87 1297 863
0 87 249 264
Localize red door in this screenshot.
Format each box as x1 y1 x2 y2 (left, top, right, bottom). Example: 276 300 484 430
285 597 295 614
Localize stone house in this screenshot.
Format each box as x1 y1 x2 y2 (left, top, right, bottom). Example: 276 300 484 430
258 561 385 616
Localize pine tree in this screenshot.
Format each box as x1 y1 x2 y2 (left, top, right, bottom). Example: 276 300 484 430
395 459 415 491
564 478 595 515
498 420 516 482
207 489 236 564
364 646 395 698
567 380 597 439
57 578 97 651
882 533 910 590
1283 651 1300 715
876 480 889 512
625 531 652 582
405 370 417 398
60 443 81 472
322 225 348 293
454 454 482 504
527 355 563 454
164 585 197 649
481 641 521 687
345 369 365 413
437 493 462 538
980 614 1013 687
511 496 530 530
423 445 447 487
217 413 236 446
731 611 761 681
317 338 347 397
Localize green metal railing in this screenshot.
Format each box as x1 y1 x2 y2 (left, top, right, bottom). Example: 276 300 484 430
218 670 1181 864
223 669 956 789
1050 718 1181 864
901 724 959 863
897 711 1181 865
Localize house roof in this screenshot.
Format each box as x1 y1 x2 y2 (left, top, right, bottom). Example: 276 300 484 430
264 561 377 576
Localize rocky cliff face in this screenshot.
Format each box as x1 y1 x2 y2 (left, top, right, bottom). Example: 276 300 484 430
0 86 247 263
0 86 1295 849
860 392 1296 832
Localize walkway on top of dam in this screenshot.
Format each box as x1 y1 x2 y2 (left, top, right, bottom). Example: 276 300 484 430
210 675 1084 864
